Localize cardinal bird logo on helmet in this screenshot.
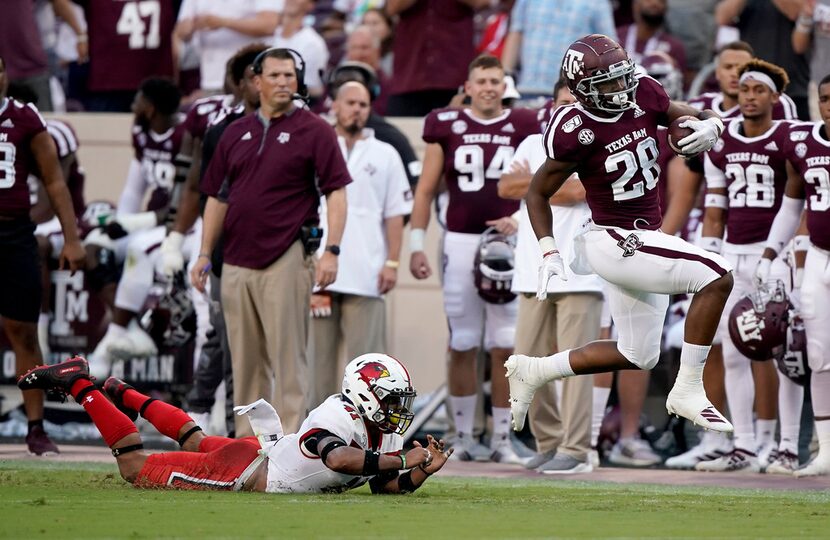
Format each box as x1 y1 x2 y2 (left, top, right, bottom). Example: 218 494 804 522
356 362 390 386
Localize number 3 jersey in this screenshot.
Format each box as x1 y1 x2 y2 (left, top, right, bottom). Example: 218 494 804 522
544 76 669 231
422 107 538 233
0 97 47 217
783 122 830 251
704 120 791 245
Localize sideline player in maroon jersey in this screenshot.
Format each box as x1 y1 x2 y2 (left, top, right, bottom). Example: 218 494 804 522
0 56 85 455
408 55 538 463
697 59 800 473
756 73 830 477
507 35 735 435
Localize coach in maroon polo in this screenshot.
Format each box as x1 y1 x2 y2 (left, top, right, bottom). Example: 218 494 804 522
191 48 351 436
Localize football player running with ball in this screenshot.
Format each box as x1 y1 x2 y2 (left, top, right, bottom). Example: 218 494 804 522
508 34 735 435
19 354 452 493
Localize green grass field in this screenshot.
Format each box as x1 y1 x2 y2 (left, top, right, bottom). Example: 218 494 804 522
1 460 828 539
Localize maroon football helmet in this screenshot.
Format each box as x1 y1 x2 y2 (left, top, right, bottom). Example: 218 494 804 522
474 228 516 305
561 34 639 113
775 314 810 386
139 271 196 348
728 280 791 361
639 51 683 101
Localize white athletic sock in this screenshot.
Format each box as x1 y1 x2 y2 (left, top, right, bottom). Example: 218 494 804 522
541 350 575 380
491 407 511 442
756 418 777 449
723 343 756 451
676 342 711 382
449 394 477 439
701 430 730 450
815 419 830 461
778 375 803 455
591 385 612 447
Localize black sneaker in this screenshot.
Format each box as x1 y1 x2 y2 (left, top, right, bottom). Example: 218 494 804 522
103 376 138 421
18 356 90 396
25 425 60 456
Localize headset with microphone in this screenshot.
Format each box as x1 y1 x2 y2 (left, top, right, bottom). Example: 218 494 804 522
251 47 309 103
326 61 381 102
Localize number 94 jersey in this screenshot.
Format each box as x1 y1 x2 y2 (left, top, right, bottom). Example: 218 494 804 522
544 76 670 231
423 107 538 234
704 120 791 245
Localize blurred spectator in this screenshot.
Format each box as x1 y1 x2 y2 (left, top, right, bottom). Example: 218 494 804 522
309 81 410 407
0 0 85 111
502 0 616 103
344 25 389 114
176 0 283 93
792 0 830 120
329 0 387 31
716 0 810 119
74 0 176 112
273 0 330 99
665 0 718 78
385 0 488 117
361 7 395 75
616 0 687 76
475 2 514 59
327 62 421 189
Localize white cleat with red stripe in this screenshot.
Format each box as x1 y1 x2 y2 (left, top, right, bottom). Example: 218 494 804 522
665 379 733 433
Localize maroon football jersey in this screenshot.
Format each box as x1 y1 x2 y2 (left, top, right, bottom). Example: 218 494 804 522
82 0 175 91
704 120 791 244
423 107 538 233
132 122 186 212
544 76 670 230
783 122 830 251
0 98 47 217
183 94 235 141
688 92 798 121
46 119 86 217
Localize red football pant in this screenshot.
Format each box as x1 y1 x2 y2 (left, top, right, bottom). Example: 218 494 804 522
135 436 260 490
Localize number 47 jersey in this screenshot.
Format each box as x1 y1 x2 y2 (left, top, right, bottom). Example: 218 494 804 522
423 107 539 234
544 75 669 231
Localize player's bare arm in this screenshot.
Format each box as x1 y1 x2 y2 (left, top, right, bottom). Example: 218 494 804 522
368 435 453 494
408 142 444 279
317 186 347 289
191 195 227 292
499 163 585 205
32 131 84 271
379 215 404 294
661 161 702 236
525 157 577 243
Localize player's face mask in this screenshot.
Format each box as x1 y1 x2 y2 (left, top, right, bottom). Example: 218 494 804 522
376 391 415 435
579 60 639 113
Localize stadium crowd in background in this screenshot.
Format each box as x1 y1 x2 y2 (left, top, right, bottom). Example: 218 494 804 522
1 0 829 482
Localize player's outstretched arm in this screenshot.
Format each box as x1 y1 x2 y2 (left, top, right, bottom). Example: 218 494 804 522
32 131 84 271
526 157 576 243
370 435 453 495
661 160 702 236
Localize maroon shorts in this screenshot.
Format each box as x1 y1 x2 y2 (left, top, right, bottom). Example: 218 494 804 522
136 436 260 490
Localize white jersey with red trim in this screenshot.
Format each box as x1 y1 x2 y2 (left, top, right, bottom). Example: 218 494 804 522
264 395 404 493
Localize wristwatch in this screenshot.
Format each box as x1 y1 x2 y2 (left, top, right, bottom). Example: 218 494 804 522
325 244 340 256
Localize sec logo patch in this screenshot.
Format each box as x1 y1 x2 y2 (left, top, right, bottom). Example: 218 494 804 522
451 120 467 134
577 129 594 145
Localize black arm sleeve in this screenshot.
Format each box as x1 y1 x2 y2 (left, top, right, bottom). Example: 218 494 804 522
300 429 342 456
368 471 399 494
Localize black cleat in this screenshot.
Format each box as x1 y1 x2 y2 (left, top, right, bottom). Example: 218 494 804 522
103 376 138 421
18 357 90 397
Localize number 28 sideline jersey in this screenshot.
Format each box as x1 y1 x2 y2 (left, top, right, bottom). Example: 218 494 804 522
784 122 830 251
264 395 403 494
544 76 670 231
704 120 790 245
0 98 47 217
422 107 538 233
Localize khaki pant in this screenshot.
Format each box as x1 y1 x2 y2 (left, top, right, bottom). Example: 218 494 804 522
514 292 602 459
221 241 314 436
309 293 386 407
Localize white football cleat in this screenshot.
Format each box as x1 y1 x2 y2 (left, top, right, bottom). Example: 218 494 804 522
505 354 549 432
108 321 158 359
664 435 732 470
88 332 117 379
766 450 799 475
665 379 733 433
794 456 830 477
695 448 761 473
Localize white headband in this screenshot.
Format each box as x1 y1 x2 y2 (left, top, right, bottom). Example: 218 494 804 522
740 71 778 93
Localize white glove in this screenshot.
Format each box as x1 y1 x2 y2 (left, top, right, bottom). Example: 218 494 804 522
678 117 724 155
754 257 772 287
234 399 284 448
537 251 567 301
159 231 185 277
